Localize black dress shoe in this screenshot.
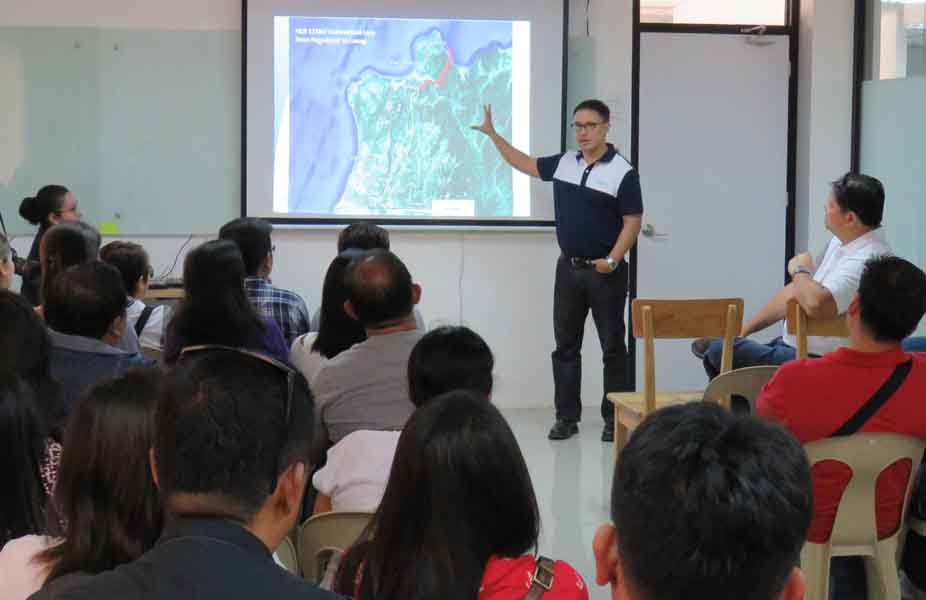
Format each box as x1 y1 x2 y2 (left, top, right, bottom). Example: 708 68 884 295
548 419 579 440
601 425 614 443
691 337 717 360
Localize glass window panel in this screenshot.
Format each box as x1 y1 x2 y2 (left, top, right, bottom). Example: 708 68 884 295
866 0 926 80
640 0 787 26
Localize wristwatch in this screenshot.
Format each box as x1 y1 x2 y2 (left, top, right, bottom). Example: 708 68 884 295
605 256 618 271
792 266 812 278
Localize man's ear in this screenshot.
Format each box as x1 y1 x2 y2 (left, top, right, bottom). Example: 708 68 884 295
107 314 126 341
411 283 422 306
592 524 619 586
343 300 358 321
148 448 160 489
778 567 806 600
847 295 861 317
274 462 308 516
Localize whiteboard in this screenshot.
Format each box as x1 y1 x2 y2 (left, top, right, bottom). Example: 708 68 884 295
0 26 239 235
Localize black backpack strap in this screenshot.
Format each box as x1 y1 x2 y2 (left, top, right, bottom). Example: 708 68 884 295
134 305 155 337
831 359 914 437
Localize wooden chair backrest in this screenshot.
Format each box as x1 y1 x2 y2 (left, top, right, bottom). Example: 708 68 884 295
785 299 849 358
633 298 744 412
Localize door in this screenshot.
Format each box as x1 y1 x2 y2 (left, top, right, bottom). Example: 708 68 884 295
635 31 792 389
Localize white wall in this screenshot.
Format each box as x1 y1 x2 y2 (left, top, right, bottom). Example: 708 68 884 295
795 0 856 255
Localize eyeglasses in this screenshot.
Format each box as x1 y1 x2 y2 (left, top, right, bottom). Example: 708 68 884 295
270 245 276 256
570 121 604 133
55 203 80 216
145 265 155 279
178 344 297 494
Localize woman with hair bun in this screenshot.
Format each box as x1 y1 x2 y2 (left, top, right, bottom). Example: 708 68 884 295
18 186 79 306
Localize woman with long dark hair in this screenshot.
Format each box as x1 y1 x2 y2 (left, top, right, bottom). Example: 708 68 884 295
163 240 288 364
290 250 367 382
0 291 63 437
18 186 79 305
0 374 56 550
0 368 165 599
334 390 588 600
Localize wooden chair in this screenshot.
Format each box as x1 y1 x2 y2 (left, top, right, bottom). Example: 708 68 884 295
297 511 373 584
786 299 849 359
702 365 779 413
607 298 744 458
801 434 925 600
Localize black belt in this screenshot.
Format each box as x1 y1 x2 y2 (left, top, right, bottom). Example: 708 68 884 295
566 256 595 269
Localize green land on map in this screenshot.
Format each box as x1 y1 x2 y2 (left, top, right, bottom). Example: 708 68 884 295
339 31 515 217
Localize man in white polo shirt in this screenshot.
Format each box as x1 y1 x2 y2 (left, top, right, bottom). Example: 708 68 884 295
695 172 891 378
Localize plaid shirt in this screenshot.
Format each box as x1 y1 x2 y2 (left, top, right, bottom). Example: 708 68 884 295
244 277 311 346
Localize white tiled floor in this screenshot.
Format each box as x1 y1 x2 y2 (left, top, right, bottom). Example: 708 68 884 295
500 408 614 600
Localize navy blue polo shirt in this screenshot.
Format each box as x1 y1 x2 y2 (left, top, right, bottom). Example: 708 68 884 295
537 143 643 259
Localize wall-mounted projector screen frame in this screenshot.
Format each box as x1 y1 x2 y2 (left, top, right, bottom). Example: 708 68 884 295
242 0 568 227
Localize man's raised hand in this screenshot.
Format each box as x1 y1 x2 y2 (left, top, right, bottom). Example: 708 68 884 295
470 104 497 137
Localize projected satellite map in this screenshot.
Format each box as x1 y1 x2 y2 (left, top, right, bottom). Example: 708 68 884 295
276 16 529 217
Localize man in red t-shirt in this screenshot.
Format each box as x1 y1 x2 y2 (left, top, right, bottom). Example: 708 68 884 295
757 255 926 596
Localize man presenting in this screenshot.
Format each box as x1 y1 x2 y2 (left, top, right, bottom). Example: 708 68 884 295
473 100 643 441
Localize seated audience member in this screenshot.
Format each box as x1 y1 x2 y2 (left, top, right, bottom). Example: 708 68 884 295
337 223 391 253
0 374 57 550
0 233 14 290
219 218 310 345
100 241 172 352
38 222 141 355
38 221 100 309
0 291 63 436
593 402 812 600
313 326 494 514
335 391 587 600
45 263 146 414
163 240 288 364
291 250 367 383
0 369 164 599
757 255 926 597
28 348 338 600
310 223 424 330
310 250 423 462
694 173 891 378
18 185 78 305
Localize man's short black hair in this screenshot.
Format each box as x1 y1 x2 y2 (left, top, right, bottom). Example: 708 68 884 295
100 241 150 296
155 349 314 520
44 262 127 340
612 402 812 600
831 172 885 228
218 217 273 276
857 255 926 343
573 99 610 122
338 223 390 253
345 249 413 329
407 326 494 407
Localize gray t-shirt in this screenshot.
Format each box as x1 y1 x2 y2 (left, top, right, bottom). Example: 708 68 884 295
310 329 423 460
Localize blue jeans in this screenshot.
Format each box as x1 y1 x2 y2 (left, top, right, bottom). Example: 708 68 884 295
703 336 796 379
903 337 926 352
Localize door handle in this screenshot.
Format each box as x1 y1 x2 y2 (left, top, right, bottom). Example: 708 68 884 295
641 224 667 238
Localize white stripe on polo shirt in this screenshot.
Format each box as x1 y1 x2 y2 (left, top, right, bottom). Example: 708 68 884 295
551 150 633 197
